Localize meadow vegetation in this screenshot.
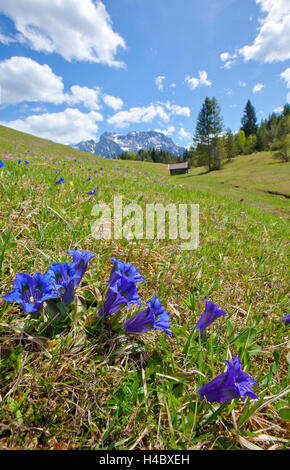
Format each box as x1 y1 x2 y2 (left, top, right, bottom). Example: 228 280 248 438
0 125 289 450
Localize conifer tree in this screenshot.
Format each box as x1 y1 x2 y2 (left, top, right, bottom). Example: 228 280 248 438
194 97 223 170
241 100 258 137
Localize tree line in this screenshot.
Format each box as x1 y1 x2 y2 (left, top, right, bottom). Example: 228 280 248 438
185 98 290 170
117 147 181 164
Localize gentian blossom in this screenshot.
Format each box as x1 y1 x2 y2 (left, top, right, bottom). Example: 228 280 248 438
87 189 96 195
0 160 6 167
48 262 80 304
98 276 142 316
282 314 290 325
67 250 95 287
4 272 58 316
198 356 258 402
109 258 146 286
195 300 226 332
123 296 172 336
55 177 66 184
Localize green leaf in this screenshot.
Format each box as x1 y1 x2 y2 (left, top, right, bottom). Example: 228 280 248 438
278 407 290 422
229 327 256 346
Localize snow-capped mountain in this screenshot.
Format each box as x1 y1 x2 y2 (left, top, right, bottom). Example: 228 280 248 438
75 131 185 158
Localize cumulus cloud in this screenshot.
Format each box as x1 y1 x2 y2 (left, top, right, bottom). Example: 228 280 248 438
184 71 211 90
2 108 103 144
107 104 170 128
65 85 102 110
163 101 191 117
0 56 65 105
239 0 290 62
0 56 105 110
0 0 126 67
238 80 247 87
155 76 165 91
274 106 284 113
102 94 123 110
253 83 264 93
107 101 190 128
178 127 191 140
220 51 237 69
281 67 290 87
154 125 175 136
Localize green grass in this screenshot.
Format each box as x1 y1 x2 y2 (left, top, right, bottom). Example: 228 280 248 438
0 125 289 450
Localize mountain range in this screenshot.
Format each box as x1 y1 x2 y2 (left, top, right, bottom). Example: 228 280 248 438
75 131 185 159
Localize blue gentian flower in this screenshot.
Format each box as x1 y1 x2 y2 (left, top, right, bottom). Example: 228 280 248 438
4 272 58 317
109 258 146 286
0 160 6 167
87 189 96 195
198 356 258 402
18 160 21 164
282 314 290 325
94 170 98 173
88 177 91 181
67 250 95 287
98 276 142 317
195 300 226 332
48 262 79 304
55 177 66 184
24 160 29 165
123 296 172 336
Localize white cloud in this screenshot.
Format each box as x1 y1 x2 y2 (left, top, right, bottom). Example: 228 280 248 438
253 83 264 93
0 0 126 67
164 101 191 117
66 85 102 110
155 76 165 91
178 127 191 140
107 100 190 128
102 94 123 110
2 108 103 144
281 67 290 87
0 56 65 105
225 88 233 95
238 80 247 87
184 71 211 90
220 51 237 69
274 106 284 113
239 0 290 62
154 125 175 136
107 104 170 128
0 56 105 110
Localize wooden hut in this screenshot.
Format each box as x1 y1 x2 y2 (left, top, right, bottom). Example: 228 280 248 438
168 162 189 176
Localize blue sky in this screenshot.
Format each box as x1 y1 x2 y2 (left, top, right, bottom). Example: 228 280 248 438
0 0 289 147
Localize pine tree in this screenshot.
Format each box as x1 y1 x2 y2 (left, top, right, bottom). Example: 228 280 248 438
241 100 258 137
194 97 223 170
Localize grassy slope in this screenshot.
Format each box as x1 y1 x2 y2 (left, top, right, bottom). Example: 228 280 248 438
0 125 289 450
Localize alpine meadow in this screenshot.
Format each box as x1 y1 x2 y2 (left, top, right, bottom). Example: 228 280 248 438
0 0 289 454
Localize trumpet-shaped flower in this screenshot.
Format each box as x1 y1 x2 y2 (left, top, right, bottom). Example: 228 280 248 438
4 272 58 316
98 276 142 317
55 176 66 184
67 250 95 287
0 160 6 167
109 258 146 286
282 314 290 325
198 356 258 402
123 296 172 336
195 300 226 332
47 262 80 304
